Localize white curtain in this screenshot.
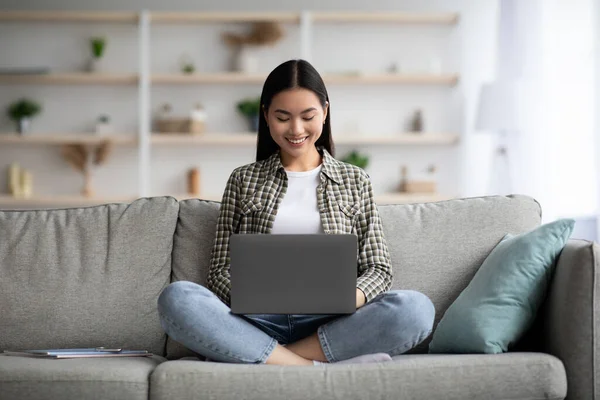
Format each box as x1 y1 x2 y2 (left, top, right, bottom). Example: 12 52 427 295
494 0 597 225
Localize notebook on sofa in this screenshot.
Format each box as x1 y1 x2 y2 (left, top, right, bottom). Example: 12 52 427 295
2 347 152 359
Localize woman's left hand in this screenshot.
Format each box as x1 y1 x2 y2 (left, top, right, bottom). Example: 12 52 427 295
356 288 366 309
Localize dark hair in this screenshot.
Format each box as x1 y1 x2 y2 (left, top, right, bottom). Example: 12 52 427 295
256 59 334 162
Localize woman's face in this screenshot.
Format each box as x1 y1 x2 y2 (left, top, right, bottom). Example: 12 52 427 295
264 88 328 161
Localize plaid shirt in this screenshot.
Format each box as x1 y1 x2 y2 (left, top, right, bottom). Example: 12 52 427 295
208 147 393 307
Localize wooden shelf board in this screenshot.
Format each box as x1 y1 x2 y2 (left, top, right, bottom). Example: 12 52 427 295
150 133 459 145
0 11 139 23
323 73 459 85
311 12 458 24
149 12 300 23
152 73 266 84
151 73 458 85
0 134 137 145
0 73 138 85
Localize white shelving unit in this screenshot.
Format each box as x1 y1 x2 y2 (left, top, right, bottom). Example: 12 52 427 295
0 10 460 208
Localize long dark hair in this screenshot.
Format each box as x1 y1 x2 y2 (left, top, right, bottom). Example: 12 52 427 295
256 59 334 162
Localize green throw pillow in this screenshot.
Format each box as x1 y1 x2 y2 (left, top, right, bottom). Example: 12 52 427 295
428 218 575 354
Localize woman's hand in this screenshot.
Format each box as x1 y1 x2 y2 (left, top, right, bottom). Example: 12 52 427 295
356 288 366 309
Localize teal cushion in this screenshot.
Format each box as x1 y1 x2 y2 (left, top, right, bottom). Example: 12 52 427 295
428 218 575 354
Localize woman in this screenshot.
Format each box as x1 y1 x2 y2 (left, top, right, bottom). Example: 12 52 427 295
157 59 435 366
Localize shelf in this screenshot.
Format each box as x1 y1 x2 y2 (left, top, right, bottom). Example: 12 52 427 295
149 12 300 24
0 11 139 23
0 134 137 145
0 195 137 208
151 73 458 85
152 73 266 84
323 73 459 85
150 133 459 146
0 73 138 85
311 12 458 24
169 193 450 205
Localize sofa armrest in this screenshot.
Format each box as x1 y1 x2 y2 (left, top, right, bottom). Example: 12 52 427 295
541 239 600 400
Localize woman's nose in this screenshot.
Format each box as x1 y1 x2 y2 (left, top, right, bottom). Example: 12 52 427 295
291 118 305 135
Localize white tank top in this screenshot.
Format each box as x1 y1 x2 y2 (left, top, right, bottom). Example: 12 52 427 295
271 164 324 234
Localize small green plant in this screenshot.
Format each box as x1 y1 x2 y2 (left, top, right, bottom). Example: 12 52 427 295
90 37 107 59
341 150 369 169
7 98 42 122
182 63 195 74
236 97 261 117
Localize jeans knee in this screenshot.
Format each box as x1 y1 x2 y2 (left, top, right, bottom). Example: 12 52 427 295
386 290 436 336
157 280 205 315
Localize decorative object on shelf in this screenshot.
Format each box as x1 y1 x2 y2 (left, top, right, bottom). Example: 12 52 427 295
154 103 205 134
179 54 196 74
61 141 112 197
95 114 113 135
189 104 206 134
7 98 42 135
86 36 107 73
222 22 284 73
187 167 200 196
236 97 261 132
409 109 424 133
340 150 369 170
7 163 33 199
387 62 400 74
399 165 437 193
155 103 188 133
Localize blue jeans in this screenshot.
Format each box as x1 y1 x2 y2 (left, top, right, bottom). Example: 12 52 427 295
157 281 435 364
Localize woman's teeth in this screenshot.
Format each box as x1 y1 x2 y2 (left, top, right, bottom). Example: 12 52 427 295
287 137 307 144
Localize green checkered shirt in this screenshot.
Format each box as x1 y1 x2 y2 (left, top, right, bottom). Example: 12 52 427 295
208 147 393 307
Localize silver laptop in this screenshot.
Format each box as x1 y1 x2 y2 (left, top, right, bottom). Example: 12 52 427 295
229 234 357 315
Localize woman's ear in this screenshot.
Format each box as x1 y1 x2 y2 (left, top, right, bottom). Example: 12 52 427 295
323 101 329 122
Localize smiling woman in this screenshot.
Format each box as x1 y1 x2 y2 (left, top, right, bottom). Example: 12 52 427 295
157 59 435 368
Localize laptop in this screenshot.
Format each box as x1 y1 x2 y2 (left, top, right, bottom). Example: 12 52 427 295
229 234 357 315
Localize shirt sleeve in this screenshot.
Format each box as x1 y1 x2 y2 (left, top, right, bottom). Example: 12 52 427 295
207 170 242 306
355 175 394 303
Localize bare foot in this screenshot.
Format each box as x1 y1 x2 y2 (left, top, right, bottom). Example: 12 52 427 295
265 344 314 366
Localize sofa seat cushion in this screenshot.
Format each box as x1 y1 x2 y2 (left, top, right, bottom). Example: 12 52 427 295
149 352 566 400
0 354 166 400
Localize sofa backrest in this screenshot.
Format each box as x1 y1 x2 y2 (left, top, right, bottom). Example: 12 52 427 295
0 197 179 356
168 194 541 358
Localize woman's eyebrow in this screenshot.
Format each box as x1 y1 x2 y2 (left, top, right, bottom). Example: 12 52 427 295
274 107 317 115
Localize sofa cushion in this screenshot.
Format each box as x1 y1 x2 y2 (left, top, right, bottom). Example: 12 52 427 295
169 195 541 358
168 199 220 359
429 218 575 354
149 352 566 400
0 197 179 356
0 354 165 400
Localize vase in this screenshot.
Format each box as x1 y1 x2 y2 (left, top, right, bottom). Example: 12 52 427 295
234 47 259 74
86 57 103 73
17 118 30 134
248 115 259 132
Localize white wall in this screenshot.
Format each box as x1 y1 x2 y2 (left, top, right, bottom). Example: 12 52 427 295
0 0 500 201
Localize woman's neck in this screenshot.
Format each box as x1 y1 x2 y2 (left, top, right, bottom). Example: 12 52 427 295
280 148 322 172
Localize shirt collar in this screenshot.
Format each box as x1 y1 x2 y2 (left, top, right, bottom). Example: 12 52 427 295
264 146 343 185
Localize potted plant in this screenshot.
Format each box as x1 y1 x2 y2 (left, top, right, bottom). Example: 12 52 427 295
340 150 369 170
87 36 107 72
95 114 112 135
236 97 261 132
7 98 42 134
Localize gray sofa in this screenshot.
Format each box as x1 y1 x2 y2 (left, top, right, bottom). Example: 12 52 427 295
0 194 597 400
